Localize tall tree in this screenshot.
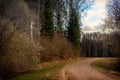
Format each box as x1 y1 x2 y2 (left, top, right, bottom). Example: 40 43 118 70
41 0 54 38
68 7 80 48
67 0 94 47
55 0 66 33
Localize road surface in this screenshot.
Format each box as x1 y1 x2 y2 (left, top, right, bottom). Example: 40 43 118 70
59 58 120 80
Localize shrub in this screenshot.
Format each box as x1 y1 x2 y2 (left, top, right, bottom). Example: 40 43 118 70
0 19 14 56
40 35 74 62
0 32 39 78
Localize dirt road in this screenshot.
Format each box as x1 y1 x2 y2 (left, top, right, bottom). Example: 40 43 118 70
60 58 119 80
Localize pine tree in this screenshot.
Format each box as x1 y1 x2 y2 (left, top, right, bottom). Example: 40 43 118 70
56 0 65 34
67 8 80 48
57 12 63 33
41 0 54 38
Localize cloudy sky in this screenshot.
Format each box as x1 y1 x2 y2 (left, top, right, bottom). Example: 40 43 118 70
82 0 107 32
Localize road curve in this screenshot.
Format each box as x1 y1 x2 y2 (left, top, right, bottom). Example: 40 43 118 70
59 58 119 80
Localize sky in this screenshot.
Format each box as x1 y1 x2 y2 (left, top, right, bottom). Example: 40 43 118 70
82 0 107 33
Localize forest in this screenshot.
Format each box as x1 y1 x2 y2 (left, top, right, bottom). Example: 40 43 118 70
0 0 120 80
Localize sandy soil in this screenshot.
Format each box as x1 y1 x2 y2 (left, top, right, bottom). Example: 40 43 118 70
59 58 120 80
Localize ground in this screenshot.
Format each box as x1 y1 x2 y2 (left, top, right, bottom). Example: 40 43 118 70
59 58 120 80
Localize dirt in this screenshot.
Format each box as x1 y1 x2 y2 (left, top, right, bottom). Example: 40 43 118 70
59 58 120 80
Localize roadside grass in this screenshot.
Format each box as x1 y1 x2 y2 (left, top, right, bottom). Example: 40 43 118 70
92 58 120 75
10 58 84 80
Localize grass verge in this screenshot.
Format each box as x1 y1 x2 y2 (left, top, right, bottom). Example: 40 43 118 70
92 58 120 75
9 58 84 80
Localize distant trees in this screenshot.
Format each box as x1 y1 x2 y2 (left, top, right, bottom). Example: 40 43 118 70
80 0 119 57
83 0 120 58
82 33 104 57
81 32 119 57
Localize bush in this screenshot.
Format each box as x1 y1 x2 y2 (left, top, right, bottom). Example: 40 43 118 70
40 35 74 62
0 19 14 56
0 32 39 78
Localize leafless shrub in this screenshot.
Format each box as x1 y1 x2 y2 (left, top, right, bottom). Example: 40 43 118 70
0 32 39 77
0 19 15 56
40 35 74 62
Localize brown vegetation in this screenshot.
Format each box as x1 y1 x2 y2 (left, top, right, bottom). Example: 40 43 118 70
40 35 74 62
0 31 39 78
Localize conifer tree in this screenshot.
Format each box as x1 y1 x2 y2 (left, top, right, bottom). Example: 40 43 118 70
41 0 54 38
68 8 80 48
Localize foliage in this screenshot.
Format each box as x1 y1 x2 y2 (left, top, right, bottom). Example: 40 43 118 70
41 0 54 38
0 0 31 33
0 32 39 78
40 35 74 62
0 0 95 79
0 19 15 56
0 0 39 77
67 8 80 48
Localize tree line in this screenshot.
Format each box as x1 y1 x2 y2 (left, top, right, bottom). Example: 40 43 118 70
81 0 120 58
81 32 117 57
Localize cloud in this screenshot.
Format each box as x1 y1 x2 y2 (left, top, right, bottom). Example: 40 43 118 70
82 0 107 32
82 25 94 31
94 0 107 8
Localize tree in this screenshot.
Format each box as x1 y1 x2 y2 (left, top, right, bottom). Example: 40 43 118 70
68 8 80 48
67 0 94 48
105 0 120 57
41 0 54 38
55 0 66 34
0 0 39 78
81 32 106 57
0 0 33 55
106 0 120 72
5 0 31 30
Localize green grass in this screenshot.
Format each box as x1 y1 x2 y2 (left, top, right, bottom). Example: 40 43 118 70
92 58 120 74
9 58 84 80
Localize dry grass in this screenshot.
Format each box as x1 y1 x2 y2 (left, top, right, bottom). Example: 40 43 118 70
92 58 120 74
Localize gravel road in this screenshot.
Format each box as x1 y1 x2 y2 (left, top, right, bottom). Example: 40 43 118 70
59 58 120 80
